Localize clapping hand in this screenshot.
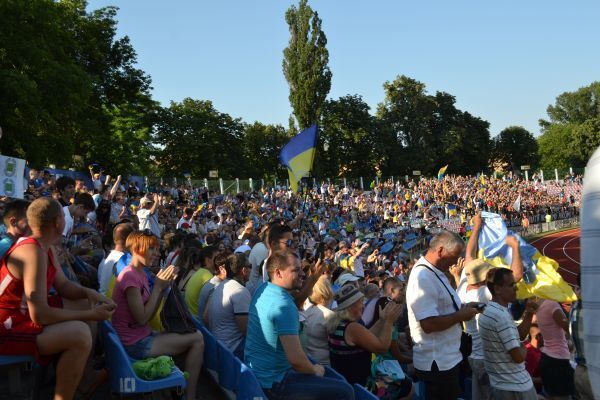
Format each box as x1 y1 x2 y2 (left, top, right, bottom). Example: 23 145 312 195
155 265 178 291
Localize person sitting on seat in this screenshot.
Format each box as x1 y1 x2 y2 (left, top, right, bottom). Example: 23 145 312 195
111 230 204 400
0 198 115 400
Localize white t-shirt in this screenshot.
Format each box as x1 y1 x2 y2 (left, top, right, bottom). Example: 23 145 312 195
176 216 197 233
207 278 251 352
62 206 73 238
457 281 492 360
302 299 334 365
97 250 124 294
406 257 463 371
246 242 268 294
137 208 161 237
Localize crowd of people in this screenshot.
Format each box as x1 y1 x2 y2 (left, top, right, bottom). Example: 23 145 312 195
0 168 590 400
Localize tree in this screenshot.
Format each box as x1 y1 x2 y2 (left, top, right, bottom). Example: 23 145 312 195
492 126 539 172
242 122 289 179
283 0 332 129
154 98 245 179
538 82 600 168
318 95 379 177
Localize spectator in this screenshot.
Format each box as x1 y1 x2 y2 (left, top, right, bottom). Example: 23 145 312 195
111 231 204 400
327 284 412 399
245 249 354 399
137 194 161 237
62 192 96 240
524 322 543 392
56 176 76 207
177 207 198 233
479 268 538 400
302 275 335 365
207 253 252 359
406 231 478 400
0 198 115 399
198 253 228 321
537 299 574 399
97 222 134 294
184 245 217 317
0 199 31 258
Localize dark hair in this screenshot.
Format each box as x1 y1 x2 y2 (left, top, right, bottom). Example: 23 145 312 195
3 199 30 224
74 192 96 212
222 253 249 279
266 249 297 279
56 176 76 192
486 268 513 296
267 223 292 248
382 277 401 292
200 245 219 267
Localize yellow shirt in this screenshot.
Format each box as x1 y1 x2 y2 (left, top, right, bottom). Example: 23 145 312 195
184 268 213 317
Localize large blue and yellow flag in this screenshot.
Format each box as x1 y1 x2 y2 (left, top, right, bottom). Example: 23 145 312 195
477 212 577 302
279 124 318 192
437 165 448 181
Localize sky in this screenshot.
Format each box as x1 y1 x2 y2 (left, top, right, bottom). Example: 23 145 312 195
87 0 600 137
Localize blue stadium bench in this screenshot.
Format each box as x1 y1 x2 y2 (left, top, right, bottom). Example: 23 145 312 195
0 354 36 396
102 327 187 396
354 383 378 400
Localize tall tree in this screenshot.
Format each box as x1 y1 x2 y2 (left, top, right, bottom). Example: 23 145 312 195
283 0 332 129
492 126 539 172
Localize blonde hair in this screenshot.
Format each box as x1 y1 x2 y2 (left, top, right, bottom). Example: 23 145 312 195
309 276 334 306
26 198 62 231
126 231 159 257
325 308 355 335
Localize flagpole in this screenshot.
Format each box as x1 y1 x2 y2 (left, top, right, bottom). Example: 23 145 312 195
299 124 318 234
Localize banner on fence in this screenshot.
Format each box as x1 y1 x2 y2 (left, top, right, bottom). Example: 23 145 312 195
0 155 25 199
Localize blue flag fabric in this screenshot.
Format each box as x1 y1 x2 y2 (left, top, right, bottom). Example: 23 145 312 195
279 124 318 192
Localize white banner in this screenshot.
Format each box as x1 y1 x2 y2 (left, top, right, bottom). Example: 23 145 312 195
0 155 25 199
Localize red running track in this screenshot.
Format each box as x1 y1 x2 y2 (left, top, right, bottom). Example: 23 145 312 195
529 228 580 286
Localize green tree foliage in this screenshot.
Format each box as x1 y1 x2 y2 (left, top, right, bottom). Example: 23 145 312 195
492 126 539 172
538 82 600 168
283 0 332 130
376 75 490 176
317 95 379 177
0 0 155 174
154 98 245 179
242 122 289 179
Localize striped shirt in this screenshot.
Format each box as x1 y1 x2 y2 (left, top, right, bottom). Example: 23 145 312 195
479 301 533 392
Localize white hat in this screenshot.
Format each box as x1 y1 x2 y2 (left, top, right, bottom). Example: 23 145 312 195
335 273 360 287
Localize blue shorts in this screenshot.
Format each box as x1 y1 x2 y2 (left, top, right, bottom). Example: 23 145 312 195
124 333 156 360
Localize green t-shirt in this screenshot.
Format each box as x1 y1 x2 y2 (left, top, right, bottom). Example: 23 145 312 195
184 268 213 316
545 214 552 223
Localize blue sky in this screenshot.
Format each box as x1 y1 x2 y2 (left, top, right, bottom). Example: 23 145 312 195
88 0 599 137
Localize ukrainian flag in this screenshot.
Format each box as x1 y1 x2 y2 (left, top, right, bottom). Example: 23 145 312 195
279 124 318 192
438 165 448 181
447 203 457 217
476 212 577 302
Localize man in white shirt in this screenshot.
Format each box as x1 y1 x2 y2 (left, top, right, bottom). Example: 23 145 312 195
176 207 198 233
137 194 161 237
406 231 478 400
97 222 133 294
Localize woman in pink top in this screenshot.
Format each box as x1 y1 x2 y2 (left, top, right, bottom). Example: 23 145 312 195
536 299 574 399
111 230 204 400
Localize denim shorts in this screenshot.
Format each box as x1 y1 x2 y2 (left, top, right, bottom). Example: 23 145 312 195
124 333 156 360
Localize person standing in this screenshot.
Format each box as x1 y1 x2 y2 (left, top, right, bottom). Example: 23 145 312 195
479 268 538 400
406 231 478 400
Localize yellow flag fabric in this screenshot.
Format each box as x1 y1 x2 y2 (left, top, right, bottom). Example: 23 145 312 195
279 124 317 192
438 165 448 180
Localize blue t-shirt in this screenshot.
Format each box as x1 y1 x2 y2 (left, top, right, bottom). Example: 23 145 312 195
0 236 13 259
245 282 299 389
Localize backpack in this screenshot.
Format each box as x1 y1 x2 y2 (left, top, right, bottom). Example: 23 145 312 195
160 282 196 334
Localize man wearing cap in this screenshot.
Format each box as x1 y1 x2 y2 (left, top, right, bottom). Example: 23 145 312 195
137 193 161 237
406 231 479 400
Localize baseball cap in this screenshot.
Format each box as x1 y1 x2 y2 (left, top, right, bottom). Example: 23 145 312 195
465 259 494 285
140 197 153 205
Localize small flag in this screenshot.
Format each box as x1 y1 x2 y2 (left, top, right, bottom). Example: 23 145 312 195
279 124 318 192
480 175 486 186
437 165 448 181
513 195 522 212
447 204 457 217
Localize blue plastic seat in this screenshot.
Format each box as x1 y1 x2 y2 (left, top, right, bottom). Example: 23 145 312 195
324 365 346 381
238 364 267 400
195 323 219 383
415 380 426 400
0 354 35 366
215 340 239 397
354 383 378 400
103 331 186 395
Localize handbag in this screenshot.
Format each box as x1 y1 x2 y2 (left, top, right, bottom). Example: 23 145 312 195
160 283 197 334
418 264 472 359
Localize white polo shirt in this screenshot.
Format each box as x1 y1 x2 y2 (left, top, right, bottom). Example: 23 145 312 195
406 256 462 372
